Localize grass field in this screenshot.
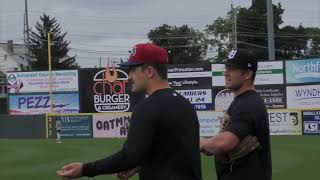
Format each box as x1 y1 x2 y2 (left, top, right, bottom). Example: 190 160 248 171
0 136 319 180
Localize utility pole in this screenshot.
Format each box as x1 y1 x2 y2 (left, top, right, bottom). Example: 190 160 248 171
48 33 53 114
23 13 27 70
231 4 237 49
99 56 102 68
25 0 31 68
267 0 275 60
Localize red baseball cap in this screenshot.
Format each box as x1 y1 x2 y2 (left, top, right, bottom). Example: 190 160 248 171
120 43 169 67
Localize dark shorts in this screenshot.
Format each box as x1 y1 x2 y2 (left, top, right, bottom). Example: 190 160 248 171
57 130 61 133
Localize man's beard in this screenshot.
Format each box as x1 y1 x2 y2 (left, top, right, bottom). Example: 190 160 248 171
129 79 147 94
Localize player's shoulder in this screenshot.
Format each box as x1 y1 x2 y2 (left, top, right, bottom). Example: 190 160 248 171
146 88 180 102
234 90 265 111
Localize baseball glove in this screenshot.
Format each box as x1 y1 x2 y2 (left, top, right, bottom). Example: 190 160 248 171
216 112 261 162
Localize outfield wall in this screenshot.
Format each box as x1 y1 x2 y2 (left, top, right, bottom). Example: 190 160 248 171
0 114 46 139
0 109 318 139
45 109 320 139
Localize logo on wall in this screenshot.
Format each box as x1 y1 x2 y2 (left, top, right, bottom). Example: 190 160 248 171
268 110 302 135
93 113 131 138
286 85 320 109
302 110 320 135
215 89 235 111
286 58 320 83
304 122 318 133
93 61 130 112
7 74 23 93
268 112 299 126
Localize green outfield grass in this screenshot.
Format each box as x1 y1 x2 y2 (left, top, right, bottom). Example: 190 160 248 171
0 136 319 180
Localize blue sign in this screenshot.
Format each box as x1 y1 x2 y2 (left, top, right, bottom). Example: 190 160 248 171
286 58 320 84
176 89 213 111
302 110 320 135
9 93 80 115
50 115 93 138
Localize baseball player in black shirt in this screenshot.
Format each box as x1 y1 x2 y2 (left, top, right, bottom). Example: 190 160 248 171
57 43 203 180
200 49 272 180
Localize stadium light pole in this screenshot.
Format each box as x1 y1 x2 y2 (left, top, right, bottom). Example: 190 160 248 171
47 32 53 113
267 0 275 60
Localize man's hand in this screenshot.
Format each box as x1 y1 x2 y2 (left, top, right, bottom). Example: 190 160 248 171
117 167 140 180
200 138 214 156
57 162 83 179
219 114 227 132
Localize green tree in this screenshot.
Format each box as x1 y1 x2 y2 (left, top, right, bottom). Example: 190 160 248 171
148 24 207 64
29 14 78 70
305 27 320 57
275 24 309 59
206 1 299 61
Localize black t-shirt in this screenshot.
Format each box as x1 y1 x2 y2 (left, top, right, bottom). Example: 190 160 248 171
215 90 272 180
83 88 202 180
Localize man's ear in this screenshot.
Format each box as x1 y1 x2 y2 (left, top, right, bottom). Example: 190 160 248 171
145 66 155 78
242 70 252 80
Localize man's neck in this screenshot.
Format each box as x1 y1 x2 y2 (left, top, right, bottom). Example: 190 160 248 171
234 84 255 97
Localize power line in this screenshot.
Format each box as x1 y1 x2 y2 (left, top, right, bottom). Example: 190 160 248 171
68 34 204 40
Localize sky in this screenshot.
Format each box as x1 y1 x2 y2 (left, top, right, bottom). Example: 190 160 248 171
0 0 319 67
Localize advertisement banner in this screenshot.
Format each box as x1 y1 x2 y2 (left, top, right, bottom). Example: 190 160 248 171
212 64 226 87
176 89 213 110
169 77 212 89
302 110 320 135
79 66 136 113
47 115 92 138
286 85 320 109
168 64 212 90
255 86 286 109
286 58 320 84
268 109 302 135
6 70 78 93
9 93 80 115
212 61 283 86
255 61 284 85
212 88 235 111
168 64 211 78
92 113 131 138
197 111 223 137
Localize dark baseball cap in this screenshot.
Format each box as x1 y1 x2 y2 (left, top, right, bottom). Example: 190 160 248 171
119 43 169 67
224 49 258 72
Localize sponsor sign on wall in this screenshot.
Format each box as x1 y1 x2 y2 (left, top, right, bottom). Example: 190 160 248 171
286 58 320 84
255 86 286 109
176 89 213 110
212 61 283 86
9 93 80 115
255 61 284 85
213 87 287 110
79 65 134 113
92 68 130 112
6 70 78 93
92 113 131 138
286 85 320 109
168 64 212 90
47 115 92 138
197 111 223 137
168 64 211 79
213 88 235 111
268 109 302 135
212 64 226 87
302 110 320 135
169 78 212 89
